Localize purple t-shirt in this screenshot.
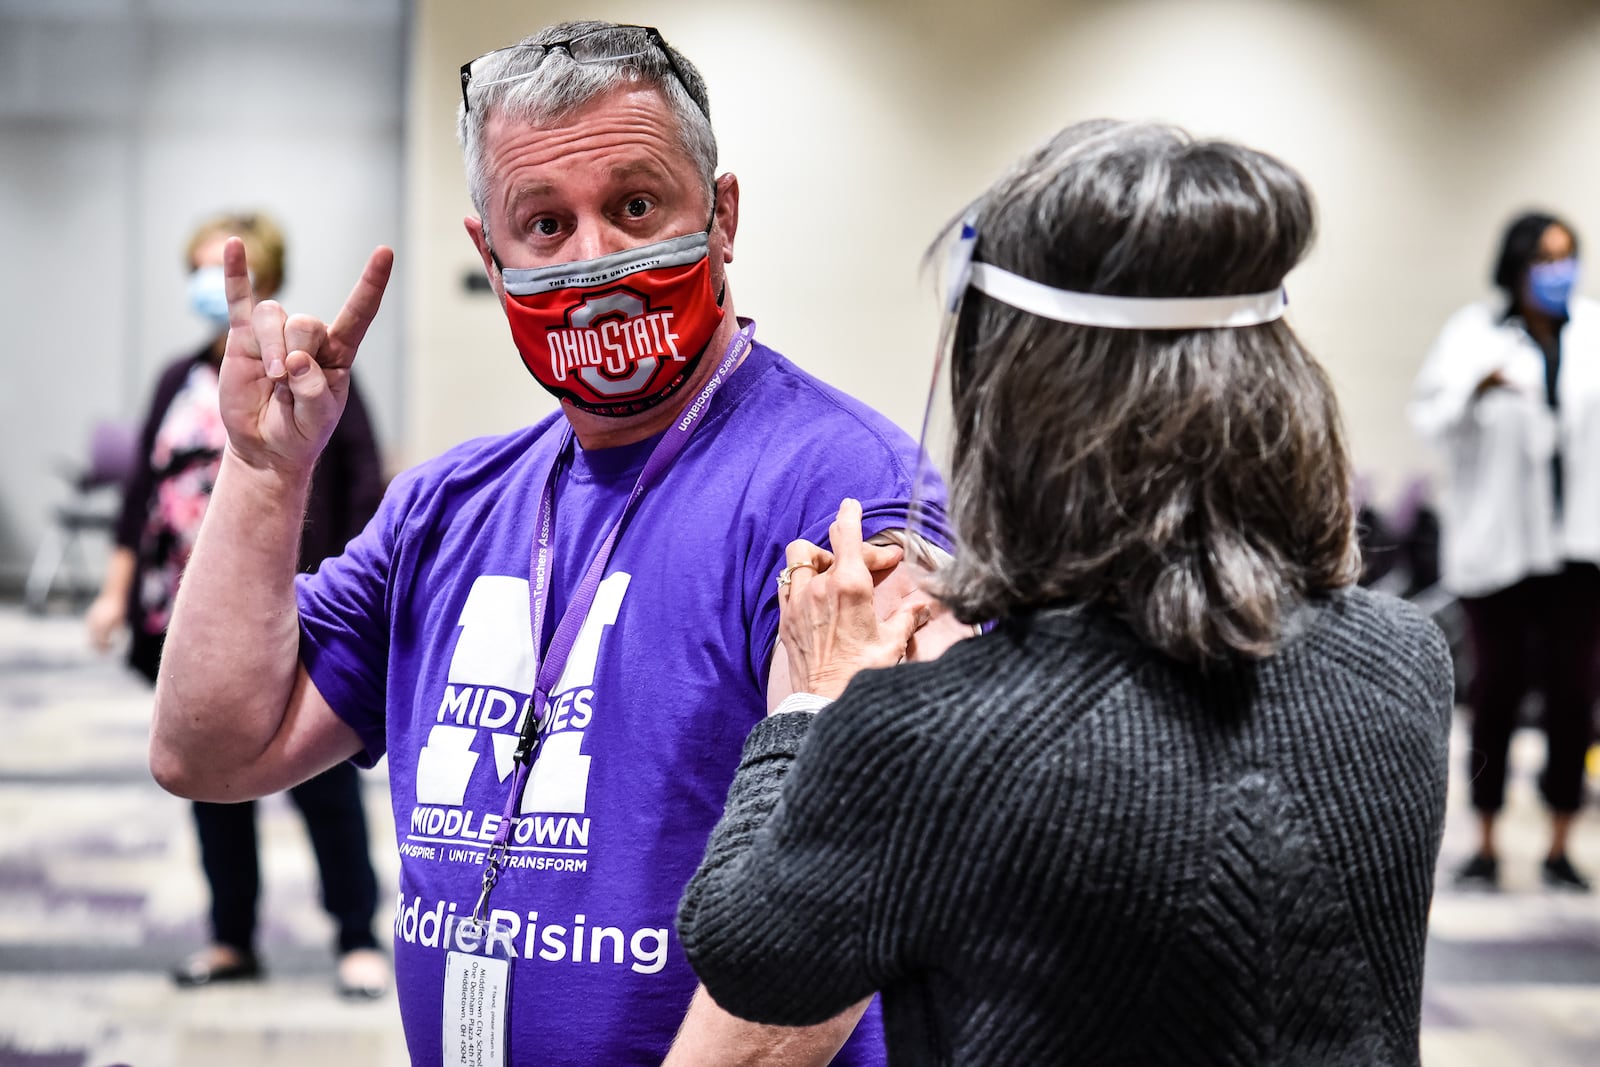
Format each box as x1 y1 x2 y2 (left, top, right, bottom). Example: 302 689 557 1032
297 337 946 1064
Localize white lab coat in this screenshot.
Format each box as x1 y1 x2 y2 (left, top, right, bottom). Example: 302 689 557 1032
1409 296 1600 597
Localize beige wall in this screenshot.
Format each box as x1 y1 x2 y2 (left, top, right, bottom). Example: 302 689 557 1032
405 0 1600 506
0 1 403 587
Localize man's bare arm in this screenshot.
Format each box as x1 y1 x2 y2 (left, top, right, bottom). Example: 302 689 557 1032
149 238 390 801
150 454 363 800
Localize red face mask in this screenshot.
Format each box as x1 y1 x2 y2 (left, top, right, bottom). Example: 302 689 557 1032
499 231 726 418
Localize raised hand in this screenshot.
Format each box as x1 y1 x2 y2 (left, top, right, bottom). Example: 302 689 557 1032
1473 368 1511 397
217 237 393 477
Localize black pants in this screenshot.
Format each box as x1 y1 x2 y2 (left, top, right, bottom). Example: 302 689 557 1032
134 633 380 956
1459 562 1600 816
193 762 380 956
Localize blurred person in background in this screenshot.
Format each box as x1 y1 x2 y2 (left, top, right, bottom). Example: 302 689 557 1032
678 120 1455 1065
1411 211 1599 893
87 211 391 995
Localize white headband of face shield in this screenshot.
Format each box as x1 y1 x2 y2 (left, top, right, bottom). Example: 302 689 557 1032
944 221 1288 329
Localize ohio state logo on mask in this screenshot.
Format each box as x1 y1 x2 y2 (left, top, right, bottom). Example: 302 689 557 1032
500 231 726 418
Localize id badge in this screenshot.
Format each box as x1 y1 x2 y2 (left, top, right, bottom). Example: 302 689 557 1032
443 951 509 1066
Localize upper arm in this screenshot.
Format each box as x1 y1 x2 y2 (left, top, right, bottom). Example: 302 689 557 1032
865 531 973 662
150 660 365 803
230 663 366 797
764 553 971 710
765 640 795 712
762 521 968 709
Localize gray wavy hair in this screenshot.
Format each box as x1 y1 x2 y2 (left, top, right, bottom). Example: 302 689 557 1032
456 21 718 224
934 119 1360 662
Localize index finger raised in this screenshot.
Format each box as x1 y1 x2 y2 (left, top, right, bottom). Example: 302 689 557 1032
324 246 394 368
827 498 867 575
223 237 256 330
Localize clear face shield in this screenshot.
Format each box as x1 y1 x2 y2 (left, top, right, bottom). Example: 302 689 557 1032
900 212 1291 575
897 216 980 571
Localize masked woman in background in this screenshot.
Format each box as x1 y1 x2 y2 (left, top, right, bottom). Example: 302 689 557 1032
1411 212 1598 893
677 120 1455 1065
87 211 392 996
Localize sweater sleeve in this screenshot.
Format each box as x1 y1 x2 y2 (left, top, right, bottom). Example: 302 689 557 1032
332 375 386 532
301 374 385 571
677 669 922 1025
113 356 194 551
1407 304 1509 445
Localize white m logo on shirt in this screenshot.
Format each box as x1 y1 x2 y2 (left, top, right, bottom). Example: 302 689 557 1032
420 572 631 815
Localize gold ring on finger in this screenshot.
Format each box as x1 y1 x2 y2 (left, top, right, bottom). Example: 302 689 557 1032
779 562 818 584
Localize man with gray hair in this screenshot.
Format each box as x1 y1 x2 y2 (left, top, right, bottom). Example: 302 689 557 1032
149 19 954 1065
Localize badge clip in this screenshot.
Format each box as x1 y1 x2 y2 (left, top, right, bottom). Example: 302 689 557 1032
473 842 507 926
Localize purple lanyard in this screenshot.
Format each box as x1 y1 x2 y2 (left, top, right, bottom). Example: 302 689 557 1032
472 319 757 924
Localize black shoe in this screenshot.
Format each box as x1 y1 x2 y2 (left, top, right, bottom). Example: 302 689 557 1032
1453 852 1499 889
1542 854 1593 893
172 947 262 988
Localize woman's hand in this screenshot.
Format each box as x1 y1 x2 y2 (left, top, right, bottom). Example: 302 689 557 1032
779 499 934 701
1473 368 1510 397
86 546 135 653
86 591 126 653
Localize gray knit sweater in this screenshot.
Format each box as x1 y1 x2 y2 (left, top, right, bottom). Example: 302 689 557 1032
678 586 1453 1065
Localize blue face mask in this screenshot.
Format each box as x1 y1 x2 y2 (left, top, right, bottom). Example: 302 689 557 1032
1526 257 1579 317
187 265 231 333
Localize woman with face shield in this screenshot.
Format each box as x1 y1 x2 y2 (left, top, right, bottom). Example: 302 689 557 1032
677 120 1454 1065
1410 212 1599 894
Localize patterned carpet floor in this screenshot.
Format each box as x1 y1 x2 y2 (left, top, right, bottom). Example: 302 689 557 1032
0 602 1597 1065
